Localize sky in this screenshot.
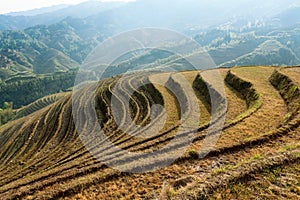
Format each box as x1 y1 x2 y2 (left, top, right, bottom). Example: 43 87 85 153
0 0 132 14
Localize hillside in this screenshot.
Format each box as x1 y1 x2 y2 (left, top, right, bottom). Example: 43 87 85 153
0 0 300 83
0 1 124 30
0 21 100 75
0 66 299 199
1 19 300 82
0 70 78 108
219 40 300 67
1 0 299 31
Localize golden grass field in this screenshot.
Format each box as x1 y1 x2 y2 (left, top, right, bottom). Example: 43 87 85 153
0 66 299 199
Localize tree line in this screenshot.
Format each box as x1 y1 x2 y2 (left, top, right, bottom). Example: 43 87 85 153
0 70 77 109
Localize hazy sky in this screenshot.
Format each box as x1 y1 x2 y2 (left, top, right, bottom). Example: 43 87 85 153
0 0 132 14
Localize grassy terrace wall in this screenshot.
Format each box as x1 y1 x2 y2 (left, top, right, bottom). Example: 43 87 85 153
95 75 165 129
142 77 164 107
193 73 227 115
14 93 67 119
225 70 260 108
139 77 165 120
270 69 300 112
224 70 262 124
170 68 300 200
165 74 189 118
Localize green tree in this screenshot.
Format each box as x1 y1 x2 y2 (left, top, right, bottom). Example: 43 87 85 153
0 102 14 126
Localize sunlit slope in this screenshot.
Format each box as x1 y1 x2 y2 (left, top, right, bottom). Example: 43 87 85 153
183 66 300 200
0 67 299 199
14 92 69 119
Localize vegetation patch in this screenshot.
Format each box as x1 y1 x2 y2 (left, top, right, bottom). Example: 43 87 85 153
270 69 300 112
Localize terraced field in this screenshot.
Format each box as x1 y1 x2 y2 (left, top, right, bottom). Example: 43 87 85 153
14 92 69 119
0 66 299 199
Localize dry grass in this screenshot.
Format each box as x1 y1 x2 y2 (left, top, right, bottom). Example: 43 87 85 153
282 67 300 86
149 73 181 131
215 67 287 149
209 156 300 200
0 67 299 200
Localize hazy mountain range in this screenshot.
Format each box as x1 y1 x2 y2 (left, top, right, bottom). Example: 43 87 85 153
0 0 299 82
1 0 300 31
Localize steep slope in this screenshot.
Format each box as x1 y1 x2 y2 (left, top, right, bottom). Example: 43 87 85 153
14 92 69 119
33 49 79 74
0 67 299 199
0 70 77 108
180 66 300 200
220 40 300 67
0 20 99 76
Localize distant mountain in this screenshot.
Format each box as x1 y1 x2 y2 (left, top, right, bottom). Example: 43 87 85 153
226 0 300 20
1 0 299 32
82 0 253 34
272 6 300 26
0 1 125 30
6 4 69 16
219 40 300 67
0 20 100 76
0 0 300 82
